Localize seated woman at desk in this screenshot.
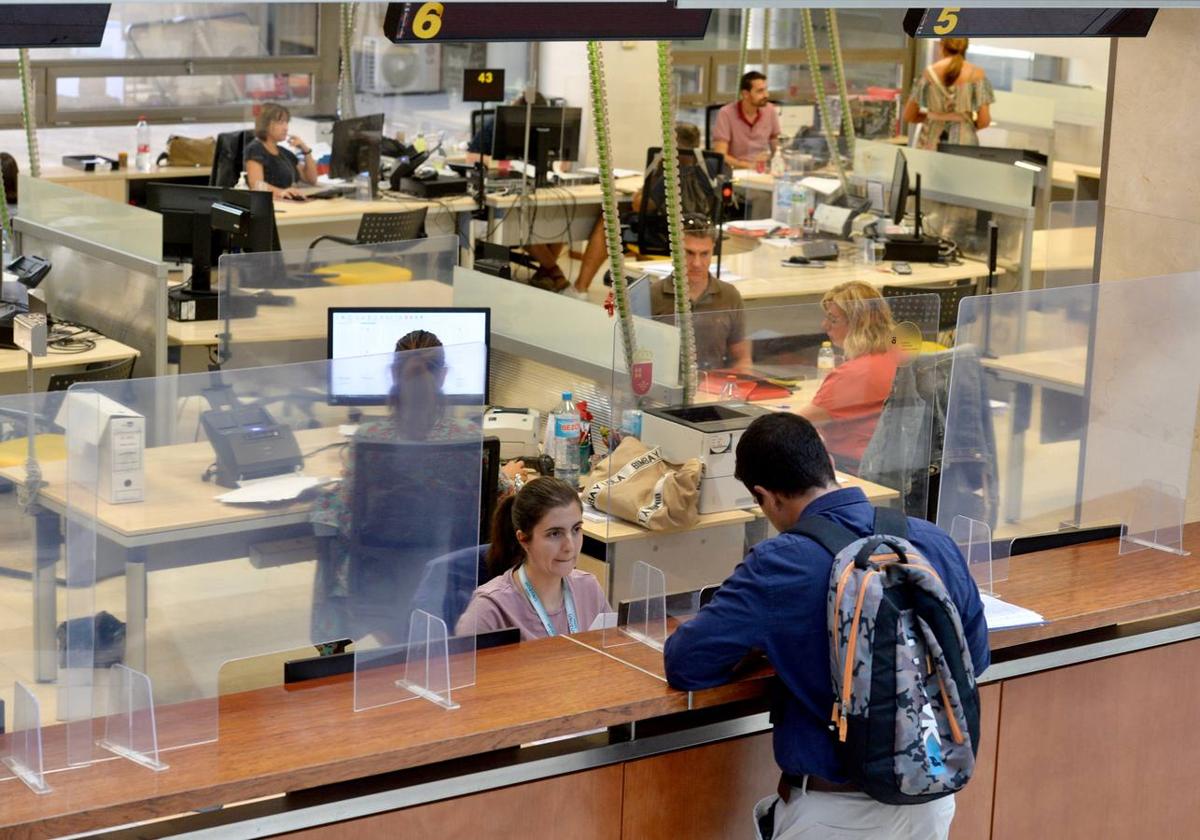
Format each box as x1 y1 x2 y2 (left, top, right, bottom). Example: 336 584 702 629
796 282 900 472
456 477 609 641
903 37 994 150
310 329 521 645
245 102 318 200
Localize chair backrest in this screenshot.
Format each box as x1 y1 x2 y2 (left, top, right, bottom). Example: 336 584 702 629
635 147 719 256
210 129 254 188
704 103 724 150
47 357 136 393
354 208 428 244
881 278 977 333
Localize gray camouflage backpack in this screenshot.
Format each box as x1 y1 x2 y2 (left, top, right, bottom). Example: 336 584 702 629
789 507 980 805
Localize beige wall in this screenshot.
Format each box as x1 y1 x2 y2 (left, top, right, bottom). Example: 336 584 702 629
1087 8 1200 522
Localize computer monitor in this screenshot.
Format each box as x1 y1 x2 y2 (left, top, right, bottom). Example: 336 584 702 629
889 149 910 226
146 183 275 293
491 106 582 188
326 307 491 406
330 113 385 184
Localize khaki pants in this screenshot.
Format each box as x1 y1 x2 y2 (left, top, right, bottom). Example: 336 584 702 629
753 783 955 840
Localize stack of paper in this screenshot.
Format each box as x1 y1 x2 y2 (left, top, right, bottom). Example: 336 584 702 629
981 593 1046 630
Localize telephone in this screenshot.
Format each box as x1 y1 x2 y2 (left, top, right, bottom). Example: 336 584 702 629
200 405 304 489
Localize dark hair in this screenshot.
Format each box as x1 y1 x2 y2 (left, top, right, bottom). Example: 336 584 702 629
682 212 716 243
0 152 17 205
675 122 701 150
389 329 445 439
740 70 767 93
254 102 290 141
487 477 582 578
734 413 836 498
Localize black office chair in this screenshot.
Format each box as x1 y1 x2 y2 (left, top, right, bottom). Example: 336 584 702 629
633 147 721 257
703 104 724 151
210 129 254 188
306 208 428 255
47 357 137 392
882 278 978 343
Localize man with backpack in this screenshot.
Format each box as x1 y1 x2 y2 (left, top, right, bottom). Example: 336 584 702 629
663 413 989 839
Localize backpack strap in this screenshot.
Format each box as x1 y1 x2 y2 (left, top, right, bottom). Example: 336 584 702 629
873 506 909 539
787 516 860 558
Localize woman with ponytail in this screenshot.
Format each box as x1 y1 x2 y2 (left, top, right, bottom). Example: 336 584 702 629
457 477 609 640
903 38 994 150
311 330 521 644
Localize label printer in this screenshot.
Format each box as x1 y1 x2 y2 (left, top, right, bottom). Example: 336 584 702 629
641 402 773 514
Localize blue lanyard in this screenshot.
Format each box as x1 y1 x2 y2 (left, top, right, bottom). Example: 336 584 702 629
516 565 579 636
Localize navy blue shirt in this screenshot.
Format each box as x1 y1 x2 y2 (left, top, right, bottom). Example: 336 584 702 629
663 488 990 782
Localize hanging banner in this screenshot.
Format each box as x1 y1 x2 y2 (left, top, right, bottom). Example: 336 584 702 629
903 8 1157 38
384 2 711 43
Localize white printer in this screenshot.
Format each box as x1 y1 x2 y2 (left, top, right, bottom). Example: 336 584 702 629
640 402 773 514
483 406 542 459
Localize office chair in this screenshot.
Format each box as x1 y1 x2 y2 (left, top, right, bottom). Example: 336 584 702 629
703 104 724 151
210 129 254 188
632 147 721 257
882 278 977 345
306 208 428 254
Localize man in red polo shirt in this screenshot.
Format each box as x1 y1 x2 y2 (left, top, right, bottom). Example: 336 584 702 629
712 70 782 170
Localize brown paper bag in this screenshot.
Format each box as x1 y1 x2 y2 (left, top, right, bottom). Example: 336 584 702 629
584 437 702 531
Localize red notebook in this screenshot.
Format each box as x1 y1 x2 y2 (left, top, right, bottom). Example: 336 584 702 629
698 370 792 402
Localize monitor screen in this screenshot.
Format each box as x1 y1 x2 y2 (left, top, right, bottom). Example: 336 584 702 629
330 113 384 182
327 307 490 406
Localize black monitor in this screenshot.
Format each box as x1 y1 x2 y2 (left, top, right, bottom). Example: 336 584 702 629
491 106 582 188
147 183 275 293
889 149 910 226
326 306 491 406
330 113 384 187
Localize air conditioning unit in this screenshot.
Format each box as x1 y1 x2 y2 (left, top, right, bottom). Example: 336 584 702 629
359 36 442 95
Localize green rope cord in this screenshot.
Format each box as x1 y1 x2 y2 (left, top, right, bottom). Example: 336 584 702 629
586 41 639 379
761 8 772 77
657 41 697 404
802 10 848 193
0 188 11 250
738 9 750 76
18 49 39 178
826 9 856 161
339 3 357 119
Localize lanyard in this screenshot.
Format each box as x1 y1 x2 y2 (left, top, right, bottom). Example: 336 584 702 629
516 565 578 636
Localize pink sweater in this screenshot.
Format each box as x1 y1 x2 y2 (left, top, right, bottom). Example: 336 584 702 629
456 568 610 641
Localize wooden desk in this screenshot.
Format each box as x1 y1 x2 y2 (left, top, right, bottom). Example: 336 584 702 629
1050 159 1102 200
41 164 211 204
273 193 474 251
5 525 1200 839
1030 225 1095 274
482 176 643 247
0 337 139 394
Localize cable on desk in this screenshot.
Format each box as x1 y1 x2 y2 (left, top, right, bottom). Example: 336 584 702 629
47 320 101 354
303 439 349 460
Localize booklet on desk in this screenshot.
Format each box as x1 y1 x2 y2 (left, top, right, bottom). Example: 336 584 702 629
981 593 1046 630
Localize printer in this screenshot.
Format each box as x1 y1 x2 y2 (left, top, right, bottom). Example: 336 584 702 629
483 406 542 459
640 402 773 514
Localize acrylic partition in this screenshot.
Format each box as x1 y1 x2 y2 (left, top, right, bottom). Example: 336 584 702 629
1042 200 1097 289
217 235 459 369
937 276 1200 558
60 347 485 770
18 175 164 264
569 297 941 675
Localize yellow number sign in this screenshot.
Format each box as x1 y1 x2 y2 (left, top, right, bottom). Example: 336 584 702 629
412 2 444 39
933 7 960 35
478 71 493 84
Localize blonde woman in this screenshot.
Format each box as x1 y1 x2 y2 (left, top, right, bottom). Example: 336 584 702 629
903 38 994 150
798 282 900 470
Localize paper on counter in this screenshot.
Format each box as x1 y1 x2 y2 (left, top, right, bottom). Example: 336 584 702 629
727 218 786 232
580 166 639 179
216 474 335 504
981 593 1046 630
582 505 613 523
760 237 793 249
715 272 746 283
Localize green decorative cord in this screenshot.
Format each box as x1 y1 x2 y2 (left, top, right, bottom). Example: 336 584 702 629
826 9 855 161
586 41 639 379
802 10 848 193
0 189 11 251
738 9 750 76
18 48 39 178
761 8 772 77
657 41 698 404
338 3 358 119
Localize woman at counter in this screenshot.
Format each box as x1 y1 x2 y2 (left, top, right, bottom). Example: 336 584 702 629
457 477 609 640
797 282 901 472
245 102 318 199
903 37 995 150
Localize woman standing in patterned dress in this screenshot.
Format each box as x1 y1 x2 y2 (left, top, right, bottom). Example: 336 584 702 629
903 38 995 150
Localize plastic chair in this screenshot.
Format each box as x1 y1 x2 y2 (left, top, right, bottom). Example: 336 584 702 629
307 208 428 253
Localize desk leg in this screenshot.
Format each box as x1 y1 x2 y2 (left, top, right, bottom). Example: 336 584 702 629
1004 382 1034 524
125 549 148 674
34 509 62 683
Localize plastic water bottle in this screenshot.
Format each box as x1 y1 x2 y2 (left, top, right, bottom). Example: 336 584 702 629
354 171 372 201
135 116 152 172
719 375 740 402
769 147 785 178
817 341 836 378
552 391 581 488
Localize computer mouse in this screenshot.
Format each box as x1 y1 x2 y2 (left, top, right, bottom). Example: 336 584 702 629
786 255 811 265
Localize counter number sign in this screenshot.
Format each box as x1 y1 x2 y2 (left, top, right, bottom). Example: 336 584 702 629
904 8 1157 38
933 7 959 35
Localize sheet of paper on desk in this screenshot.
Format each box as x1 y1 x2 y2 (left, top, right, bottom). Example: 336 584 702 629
216 475 335 504
727 218 785 232
981 593 1046 630
640 263 674 276
715 272 745 283
582 505 612 523
580 166 639 179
